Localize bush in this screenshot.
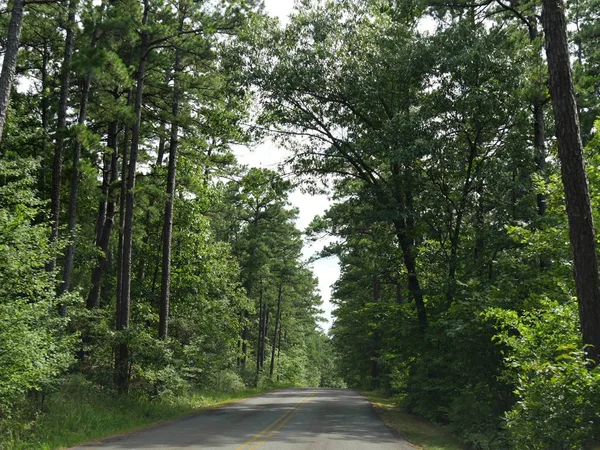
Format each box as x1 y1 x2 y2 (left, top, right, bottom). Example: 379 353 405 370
211 370 246 393
395 299 512 449
506 348 600 449
0 159 76 436
490 300 600 449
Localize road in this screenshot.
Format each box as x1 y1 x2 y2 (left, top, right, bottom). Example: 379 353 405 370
73 388 415 449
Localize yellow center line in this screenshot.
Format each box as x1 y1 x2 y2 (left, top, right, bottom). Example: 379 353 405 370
236 391 317 450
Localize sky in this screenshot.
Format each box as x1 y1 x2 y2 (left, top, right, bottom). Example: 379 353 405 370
263 0 295 25
236 0 340 332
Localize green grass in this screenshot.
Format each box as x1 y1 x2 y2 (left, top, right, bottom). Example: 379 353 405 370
362 391 466 450
8 377 275 450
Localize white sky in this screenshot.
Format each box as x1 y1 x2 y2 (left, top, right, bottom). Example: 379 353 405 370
263 0 295 25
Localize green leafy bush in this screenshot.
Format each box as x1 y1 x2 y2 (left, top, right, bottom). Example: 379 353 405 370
0 159 76 439
489 300 600 449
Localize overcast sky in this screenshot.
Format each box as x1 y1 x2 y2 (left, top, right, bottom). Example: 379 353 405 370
236 0 340 332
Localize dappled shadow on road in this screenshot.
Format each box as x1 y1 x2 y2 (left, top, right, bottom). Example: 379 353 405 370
74 389 409 449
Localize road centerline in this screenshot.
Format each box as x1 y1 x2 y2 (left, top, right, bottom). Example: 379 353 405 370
236 391 317 450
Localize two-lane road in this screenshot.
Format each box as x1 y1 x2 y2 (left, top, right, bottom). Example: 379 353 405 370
74 389 415 449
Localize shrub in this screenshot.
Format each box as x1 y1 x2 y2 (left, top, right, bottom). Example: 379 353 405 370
0 159 76 442
489 300 600 449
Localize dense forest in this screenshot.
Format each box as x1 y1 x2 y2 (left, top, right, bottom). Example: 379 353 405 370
0 0 338 446
1 0 600 448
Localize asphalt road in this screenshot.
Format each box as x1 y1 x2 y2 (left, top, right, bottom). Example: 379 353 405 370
73 388 415 449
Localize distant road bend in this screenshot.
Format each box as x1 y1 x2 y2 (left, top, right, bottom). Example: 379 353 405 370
74 388 415 449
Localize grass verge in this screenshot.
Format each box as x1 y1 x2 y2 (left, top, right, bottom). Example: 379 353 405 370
8 377 276 450
362 391 466 450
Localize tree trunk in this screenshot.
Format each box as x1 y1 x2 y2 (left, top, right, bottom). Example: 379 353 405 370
256 287 264 380
0 0 25 143
394 219 427 328
159 23 183 340
241 310 249 370
87 121 119 309
371 272 381 388
79 125 119 362
446 137 477 308
474 181 486 277
542 0 600 365
269 285 282 379
390 164 427 327
240 280 252 370
262 306 269 369
95 151 109 246
115 51 134 330
39 43 50 194
116 119 130 318
61 30 96 295
156 120 166 166
116 0 150 392
48 0 76 276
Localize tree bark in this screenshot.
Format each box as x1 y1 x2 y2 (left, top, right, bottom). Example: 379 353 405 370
116 0 150 392
390 165 427 328
87 121 119 309
240 279 253 370
446 136 477 308
0 0 25 143
256 287 264 379
48 0 76 277
394 218 427 328
159 16 184 340
542 0 600 364
241 310 249 370
269 285 282 379
156 120 166 167
262 306 269 369
371 272 381 388
116 118 130 318
39 43 50 194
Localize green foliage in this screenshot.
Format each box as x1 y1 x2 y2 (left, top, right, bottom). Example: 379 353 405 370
4 0 600 448
490 301 600 449
0 159 76 437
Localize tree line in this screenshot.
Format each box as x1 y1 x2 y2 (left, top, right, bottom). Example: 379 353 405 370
245 0 600 448
0 0 336 442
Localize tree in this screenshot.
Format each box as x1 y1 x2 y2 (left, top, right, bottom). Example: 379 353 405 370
247 0 431 328
0 0 25 143
48 0 77 283
542 0 600 364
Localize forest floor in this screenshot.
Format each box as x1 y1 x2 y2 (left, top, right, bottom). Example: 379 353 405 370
6 376 276 450
363 391 466 450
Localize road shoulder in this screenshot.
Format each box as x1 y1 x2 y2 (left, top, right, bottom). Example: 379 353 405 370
361 391 466 450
